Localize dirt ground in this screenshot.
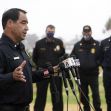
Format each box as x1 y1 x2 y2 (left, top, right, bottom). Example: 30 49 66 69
30 103 106 111
30 103 81 111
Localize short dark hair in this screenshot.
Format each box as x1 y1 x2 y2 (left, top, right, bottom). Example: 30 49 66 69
2 8 27 29
46 24 55 30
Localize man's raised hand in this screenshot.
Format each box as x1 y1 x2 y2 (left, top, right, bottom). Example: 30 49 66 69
13 60 26 82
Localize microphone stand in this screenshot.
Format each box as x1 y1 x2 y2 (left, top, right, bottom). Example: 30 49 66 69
70 66 95 111
65 69 83 111
59 54 95 111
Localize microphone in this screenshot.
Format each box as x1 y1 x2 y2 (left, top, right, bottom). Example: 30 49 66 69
59 54 83 110
61 54 81 85
60 55 76 94
71 55 81 85
59 62 69 96
74 67 81 85
69 67 79 85
64 67 76 95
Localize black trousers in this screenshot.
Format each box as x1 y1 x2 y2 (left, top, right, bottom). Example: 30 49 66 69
103 69 111 111
34 76 63 111
80 74 102 111
0 104 30 111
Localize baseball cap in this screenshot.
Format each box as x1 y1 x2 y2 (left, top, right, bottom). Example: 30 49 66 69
83 25 91 32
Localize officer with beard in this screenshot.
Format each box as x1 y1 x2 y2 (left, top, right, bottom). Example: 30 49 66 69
32 25 65 111
71 25 102 111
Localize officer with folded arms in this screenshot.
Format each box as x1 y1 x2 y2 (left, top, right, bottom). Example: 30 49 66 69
32 24 65 111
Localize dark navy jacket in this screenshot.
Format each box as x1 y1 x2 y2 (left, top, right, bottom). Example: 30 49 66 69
100 36 111 69
0 34 44 105
71 37 101 75
32 37 65 68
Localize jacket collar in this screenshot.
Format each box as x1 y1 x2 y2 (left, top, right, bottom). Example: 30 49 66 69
45 37 55 43
1 33 25 50
81 37 94 44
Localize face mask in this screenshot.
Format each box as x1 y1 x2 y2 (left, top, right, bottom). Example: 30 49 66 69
47 32 54 38
83 35 91 41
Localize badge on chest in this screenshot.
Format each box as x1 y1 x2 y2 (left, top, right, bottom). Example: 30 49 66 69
54 45 60 51
91 48 96 54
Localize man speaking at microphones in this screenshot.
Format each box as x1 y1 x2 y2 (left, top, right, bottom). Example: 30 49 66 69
0 8 54 111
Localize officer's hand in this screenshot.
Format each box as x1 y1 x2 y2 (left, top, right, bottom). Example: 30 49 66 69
13 60 26 82
42 64 59 77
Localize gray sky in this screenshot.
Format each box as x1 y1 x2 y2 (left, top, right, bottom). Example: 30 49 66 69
0 0 111 41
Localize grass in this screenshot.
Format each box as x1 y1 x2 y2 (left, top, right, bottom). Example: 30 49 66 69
31 76 107 111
